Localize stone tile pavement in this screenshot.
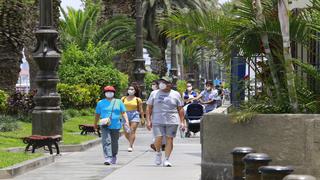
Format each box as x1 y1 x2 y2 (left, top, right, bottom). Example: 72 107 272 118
11 128 201 180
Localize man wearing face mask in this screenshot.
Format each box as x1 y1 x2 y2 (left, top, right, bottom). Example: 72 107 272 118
195 81 219 113
146 76 185 167
94 86 130 165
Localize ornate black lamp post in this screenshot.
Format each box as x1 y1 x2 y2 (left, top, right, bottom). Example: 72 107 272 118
32 0 63 136
133 0 147 98
170 40 178 89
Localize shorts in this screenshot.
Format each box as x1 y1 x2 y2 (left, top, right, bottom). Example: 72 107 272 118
127 110 140 123
153 124 179 138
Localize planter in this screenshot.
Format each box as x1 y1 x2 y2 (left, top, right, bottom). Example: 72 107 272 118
201 113 320 180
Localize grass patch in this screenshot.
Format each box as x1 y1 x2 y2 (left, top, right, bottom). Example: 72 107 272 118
0 151 42 169
0 116 97 168
0 116 97 149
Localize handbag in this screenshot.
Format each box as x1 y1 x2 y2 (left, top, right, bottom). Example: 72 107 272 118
99 99 116 126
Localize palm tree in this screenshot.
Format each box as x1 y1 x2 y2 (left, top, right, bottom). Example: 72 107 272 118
142 0 216 76
59 1 160 81
0 0 28 93
159 0 320 111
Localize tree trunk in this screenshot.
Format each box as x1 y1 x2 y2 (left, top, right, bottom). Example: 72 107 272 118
254 0 282 100
0 0 25 93
0 49 22 93
278 0 299 112
100 0 135 21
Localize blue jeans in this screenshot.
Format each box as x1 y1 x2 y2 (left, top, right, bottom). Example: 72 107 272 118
100 126 120 160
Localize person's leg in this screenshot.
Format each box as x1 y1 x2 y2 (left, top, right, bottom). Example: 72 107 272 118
163 124 178 167
101 126 112 164
161 136 166 151
164 136 174 159
152 125 165 165
129 122 139 148
110 129 120 157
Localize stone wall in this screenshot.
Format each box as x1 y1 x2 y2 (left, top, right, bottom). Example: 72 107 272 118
201 113 320 180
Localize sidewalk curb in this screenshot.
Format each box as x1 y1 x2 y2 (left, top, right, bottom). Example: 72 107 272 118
1 138 101 179
60 138 101 152
0 155 55 179
6 138 101 153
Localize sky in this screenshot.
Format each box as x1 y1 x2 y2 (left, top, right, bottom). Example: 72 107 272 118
61 0 83 10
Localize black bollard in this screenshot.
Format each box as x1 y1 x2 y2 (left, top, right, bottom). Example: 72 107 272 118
283 175 316 180
243 153 272 180
231 147 256 180
259 166 294 180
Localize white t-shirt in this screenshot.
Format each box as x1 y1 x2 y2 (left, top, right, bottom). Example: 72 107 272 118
146 89 184 125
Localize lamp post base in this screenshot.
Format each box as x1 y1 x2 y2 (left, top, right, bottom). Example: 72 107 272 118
32 110 63 136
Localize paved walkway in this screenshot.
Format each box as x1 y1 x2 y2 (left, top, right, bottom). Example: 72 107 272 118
12 128 201 180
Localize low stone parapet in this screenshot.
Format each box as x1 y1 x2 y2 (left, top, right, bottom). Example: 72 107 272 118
201 113 320 180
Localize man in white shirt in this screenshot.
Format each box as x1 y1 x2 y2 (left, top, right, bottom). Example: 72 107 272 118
146 76 185 167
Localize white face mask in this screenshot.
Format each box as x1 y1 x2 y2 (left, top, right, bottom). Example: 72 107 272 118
151 85 158 90
159 83 167 90
105 92 114 98
128 90 135 96
206 87 211 91
187 87 192 91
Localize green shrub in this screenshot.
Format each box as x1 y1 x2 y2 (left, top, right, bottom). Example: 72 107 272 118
58 41 128 96
144 73 160 96
177 80 187 94
59 66 128 97
62 108 95 122
79 108 95 116
0 90 8 113
0 116 20 132
58 84 100 109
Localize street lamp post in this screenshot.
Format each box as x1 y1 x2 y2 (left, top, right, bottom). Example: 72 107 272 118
133 0 146 98
170 40 178 89
32 0 63 136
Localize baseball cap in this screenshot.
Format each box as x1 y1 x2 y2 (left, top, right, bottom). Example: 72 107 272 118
103 86 116 92
159 76 173 84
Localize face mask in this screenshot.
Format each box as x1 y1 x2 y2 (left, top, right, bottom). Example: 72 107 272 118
206 87 211 91
151 85 158 90
105 92 114 98
187 87 192 91
159 83 167 90
128 90 135 96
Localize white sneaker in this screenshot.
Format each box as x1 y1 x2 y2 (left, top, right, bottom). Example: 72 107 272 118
155 152 162 165
128 147 133 152
163 159 172 167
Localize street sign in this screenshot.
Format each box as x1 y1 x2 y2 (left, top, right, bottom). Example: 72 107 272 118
288 0 312 10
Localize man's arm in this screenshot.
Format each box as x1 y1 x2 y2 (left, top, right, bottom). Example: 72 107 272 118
94 114 100 129
146 104 153 130
177 106 185 130
202 99 215 104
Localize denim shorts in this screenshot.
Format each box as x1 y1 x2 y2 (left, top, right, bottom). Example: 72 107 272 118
127 110 140 123
153 124 179 138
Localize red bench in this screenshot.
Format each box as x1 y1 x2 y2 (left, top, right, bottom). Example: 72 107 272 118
23 135 62 155
79 124 101 137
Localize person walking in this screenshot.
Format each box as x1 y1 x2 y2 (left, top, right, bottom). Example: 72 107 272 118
94 86 129 165
121 84 144 152
146 77 185 167
195 81 220 113
183 82 198 105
